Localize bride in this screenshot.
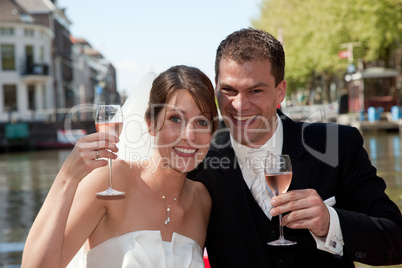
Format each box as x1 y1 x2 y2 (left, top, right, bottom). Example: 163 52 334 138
21 65 219 268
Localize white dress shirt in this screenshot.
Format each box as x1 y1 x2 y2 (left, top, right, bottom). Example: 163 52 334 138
230 114 344 256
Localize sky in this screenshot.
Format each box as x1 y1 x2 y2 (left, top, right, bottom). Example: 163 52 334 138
57 0 262 97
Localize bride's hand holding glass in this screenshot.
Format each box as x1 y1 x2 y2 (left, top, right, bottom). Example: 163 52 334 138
95 104 125 196
58 133 119 184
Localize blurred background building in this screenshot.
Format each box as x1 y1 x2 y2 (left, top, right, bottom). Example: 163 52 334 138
0 0 119 123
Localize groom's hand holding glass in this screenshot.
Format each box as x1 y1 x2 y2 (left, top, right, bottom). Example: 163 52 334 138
270 188 331 237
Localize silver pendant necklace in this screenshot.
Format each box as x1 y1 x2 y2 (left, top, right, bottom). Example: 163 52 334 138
151 172 178 225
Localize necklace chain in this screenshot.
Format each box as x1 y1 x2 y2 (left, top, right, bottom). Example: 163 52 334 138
151 172 178 225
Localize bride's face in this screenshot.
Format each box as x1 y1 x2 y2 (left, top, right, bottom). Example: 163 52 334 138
152 89 212 173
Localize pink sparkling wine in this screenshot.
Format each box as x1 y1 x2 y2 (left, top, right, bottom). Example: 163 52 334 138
265 172 292 196
95 122 123 137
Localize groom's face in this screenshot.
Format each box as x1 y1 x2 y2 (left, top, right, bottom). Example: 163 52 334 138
216 58 286 147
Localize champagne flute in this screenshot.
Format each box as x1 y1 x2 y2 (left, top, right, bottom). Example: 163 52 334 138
95 104 125 196
264 154 296 246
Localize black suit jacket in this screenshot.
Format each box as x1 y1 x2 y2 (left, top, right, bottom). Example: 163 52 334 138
189 112 402 267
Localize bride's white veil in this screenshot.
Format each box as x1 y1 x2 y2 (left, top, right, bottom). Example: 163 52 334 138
119 72 157 161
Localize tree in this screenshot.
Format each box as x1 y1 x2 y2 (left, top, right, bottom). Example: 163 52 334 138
252 0 402 103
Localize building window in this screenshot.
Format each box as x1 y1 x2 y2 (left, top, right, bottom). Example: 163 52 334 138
0 27 14 35
28 85 35 110
24 28 34 37
3 85 17 111
1 44 16 70
20 14 33 23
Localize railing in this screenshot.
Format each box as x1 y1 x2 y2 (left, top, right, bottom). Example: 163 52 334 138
0 105 96 123
21 63 49 76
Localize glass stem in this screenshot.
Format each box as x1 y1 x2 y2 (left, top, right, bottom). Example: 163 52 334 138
279 214 285 240
108 158 113 189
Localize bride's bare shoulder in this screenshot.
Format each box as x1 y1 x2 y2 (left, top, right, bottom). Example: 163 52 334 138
113 158 135 169
113 159 142 178
187 179 211 206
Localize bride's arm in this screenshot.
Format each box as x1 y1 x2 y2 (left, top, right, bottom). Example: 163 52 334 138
21 133 118 268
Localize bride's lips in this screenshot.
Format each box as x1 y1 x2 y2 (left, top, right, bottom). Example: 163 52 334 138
173 146 197 157
231 114 257 125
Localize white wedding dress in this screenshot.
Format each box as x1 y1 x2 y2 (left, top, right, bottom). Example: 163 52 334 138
67 230 204 268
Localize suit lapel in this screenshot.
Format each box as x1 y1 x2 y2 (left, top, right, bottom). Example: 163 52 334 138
280 112 312 191
213 114 313 196
210 133 269 265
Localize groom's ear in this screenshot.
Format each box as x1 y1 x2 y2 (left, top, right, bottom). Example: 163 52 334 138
147 119 156 136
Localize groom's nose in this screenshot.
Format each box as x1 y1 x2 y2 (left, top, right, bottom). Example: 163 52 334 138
232 93 251 111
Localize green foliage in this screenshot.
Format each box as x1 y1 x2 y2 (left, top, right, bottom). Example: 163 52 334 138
252 0 402 95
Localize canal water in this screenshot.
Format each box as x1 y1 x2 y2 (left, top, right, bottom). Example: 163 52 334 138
0 133 401 267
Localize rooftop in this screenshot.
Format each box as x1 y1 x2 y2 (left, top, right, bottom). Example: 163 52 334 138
71 36 92 47
15 0 55 13
85 48 103 58
0 0 34 24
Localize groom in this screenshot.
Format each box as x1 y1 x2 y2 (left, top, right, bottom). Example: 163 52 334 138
189 28 402 267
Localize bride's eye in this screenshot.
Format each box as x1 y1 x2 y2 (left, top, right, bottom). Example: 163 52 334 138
197 119 209 127
169 115 182 123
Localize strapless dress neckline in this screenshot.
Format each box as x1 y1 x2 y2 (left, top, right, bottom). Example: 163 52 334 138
67 230 204 268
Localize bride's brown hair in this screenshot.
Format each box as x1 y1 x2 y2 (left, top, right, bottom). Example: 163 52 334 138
145 65 219 134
